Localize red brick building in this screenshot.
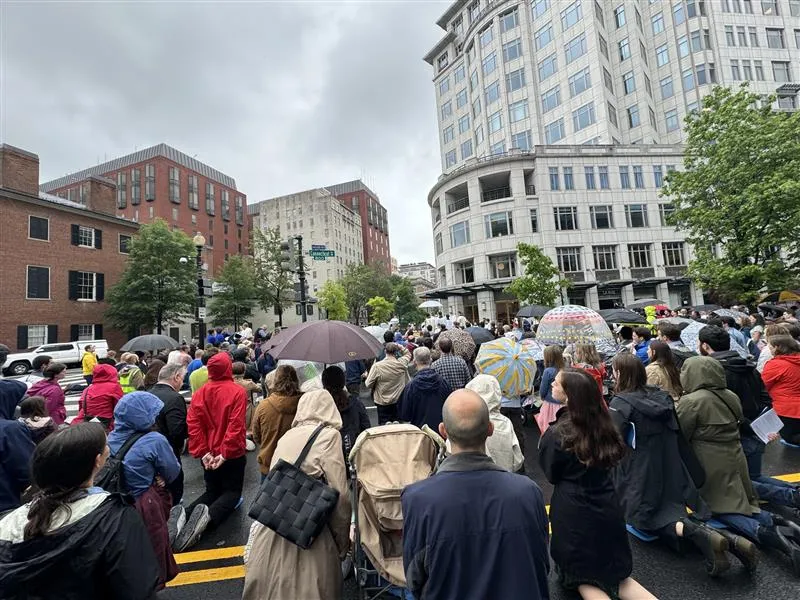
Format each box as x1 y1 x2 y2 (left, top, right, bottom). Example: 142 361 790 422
325 180 391 273
40 143 248 275
0 144 139 351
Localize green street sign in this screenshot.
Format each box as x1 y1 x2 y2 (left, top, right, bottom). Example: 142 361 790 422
308 249 335 258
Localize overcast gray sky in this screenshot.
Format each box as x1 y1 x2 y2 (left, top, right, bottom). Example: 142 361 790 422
0 0 448 264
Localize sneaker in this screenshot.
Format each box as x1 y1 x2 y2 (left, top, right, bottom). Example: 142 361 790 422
234 496 244 511
167 505 186 547
245 439 256 452
174 504 210 552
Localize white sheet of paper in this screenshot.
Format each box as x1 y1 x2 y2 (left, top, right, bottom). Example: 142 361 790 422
750 408 784 444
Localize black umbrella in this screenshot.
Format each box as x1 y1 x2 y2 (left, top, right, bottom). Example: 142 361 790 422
690 304 722 313
517 305 551 319
267 320 382 363
466 326 495 345
598 308 649 324
120 334 180 353
625 298 667 310
758 303 788 314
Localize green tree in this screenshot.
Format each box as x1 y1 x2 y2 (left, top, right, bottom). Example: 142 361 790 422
106 219 196 335
662 85 800 304
318 280 348 320
389 275 426 326
341 264 392 322
207 255 257 330
366 296 394 325
252 227 295 326
506 242 569 306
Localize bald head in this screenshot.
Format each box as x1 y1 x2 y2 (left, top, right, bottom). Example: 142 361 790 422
441 389 492 452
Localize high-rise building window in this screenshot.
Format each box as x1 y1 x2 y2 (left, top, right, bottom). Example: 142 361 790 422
490 141 506 155
530 208 539 232
485 211 515 237
482 52 497 77
461 139 474 159
549 167 560 190
619 166 631 189
479 24 493 47
556 247 582 272
607 101 618 127
511 131 532 151
535 23 554 49
725 26 735 46
598 33 609 58
618 38 631 61
188 174 199 209
754 60 765 80
560 167 574 190
682 68 695 90
499 7 519 32
653 165 664 188
130 168 141 205
472 97 481 117
169 167 180 204
449 220 470 247
766 28 786 49
116 172 127 209
506 68 526 92
454 64 465 83
659 203 675 226
791 0 800 16
532 0 550 19
673 1 685 23
470 69 478 91
593 245 617 270
544 118 566 143
509 99 529 122
663 242 687 266
656 44 669 67
627 105 640 128
538 53 558 81
565 33 587 63
489 254 517 278
554 206 579 230
750 26 760 46
456 88 468 108
665 109 680 132
614 5 625 28
585 166 596 189
590 205 614 229
560 1 583 30
628 243 652 268
443 125 455 143
772 61 792 82
459 114 470 133
623 71 636 94
541 86 561 112
488 110 503 133
633 165 644 189
485 81 501 104
145 163 155 201
441 101 453 120
445 150 457 168
651 11 664 34
439 77 450 96
762 0 778 15
503 38 523 62
572 102 596 131
205 182 215 215
569 67 591 97
660 75 674 99
598 166 610 189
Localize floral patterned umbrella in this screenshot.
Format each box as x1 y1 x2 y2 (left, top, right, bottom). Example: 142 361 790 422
435 328 477 363
535 305 618 355
520 338 547 361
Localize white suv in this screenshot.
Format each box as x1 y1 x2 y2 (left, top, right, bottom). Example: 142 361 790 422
1 340 109 376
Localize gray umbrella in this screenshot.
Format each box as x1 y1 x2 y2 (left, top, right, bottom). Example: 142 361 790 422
517 305 551 319
120 334 180 353
466 326 495 345
267 320 383 363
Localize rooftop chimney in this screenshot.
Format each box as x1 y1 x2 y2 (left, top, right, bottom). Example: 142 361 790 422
0 144 40 196
83 175 117 216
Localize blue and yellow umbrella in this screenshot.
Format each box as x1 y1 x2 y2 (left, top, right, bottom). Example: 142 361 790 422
475 337 537 397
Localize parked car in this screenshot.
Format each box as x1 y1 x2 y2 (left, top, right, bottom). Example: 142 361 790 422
1 340 109 376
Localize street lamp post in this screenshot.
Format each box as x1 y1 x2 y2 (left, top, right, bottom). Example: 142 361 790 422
193 233 207 348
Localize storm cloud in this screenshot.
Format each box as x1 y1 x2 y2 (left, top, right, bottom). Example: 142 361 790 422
0 0 448 263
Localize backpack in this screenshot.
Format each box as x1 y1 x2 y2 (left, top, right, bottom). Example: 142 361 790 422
94 432 148 493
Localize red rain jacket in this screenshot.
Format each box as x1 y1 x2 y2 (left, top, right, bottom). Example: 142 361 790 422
762 353 800 419
72 364 124 426
187 353 247 460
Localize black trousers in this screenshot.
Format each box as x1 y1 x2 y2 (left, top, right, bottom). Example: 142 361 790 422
188 455 246 528
500 406 525 459
167 459 184 506
376 403 399 425
780 416 800 445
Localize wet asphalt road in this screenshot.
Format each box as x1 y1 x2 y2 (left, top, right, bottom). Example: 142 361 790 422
160 395 800 600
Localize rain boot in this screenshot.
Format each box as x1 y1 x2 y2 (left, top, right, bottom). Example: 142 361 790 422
773 513 800 539
716 529 759 573
757 525 800 576
681 519 730 576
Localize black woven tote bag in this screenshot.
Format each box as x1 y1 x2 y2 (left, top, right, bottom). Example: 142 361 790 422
248 423 340 549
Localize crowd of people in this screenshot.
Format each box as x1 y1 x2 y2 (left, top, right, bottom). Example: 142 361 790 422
0 305 799 599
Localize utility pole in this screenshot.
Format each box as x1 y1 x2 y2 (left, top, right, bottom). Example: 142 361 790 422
296 235 308 323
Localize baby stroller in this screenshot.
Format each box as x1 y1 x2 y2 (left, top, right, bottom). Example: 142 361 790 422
348 424 445 600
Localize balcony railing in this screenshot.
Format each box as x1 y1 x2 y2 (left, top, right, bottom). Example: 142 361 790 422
446 196 470 214
481 186 511 202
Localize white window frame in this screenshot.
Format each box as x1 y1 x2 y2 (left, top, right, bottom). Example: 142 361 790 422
78 225 95 248
590 205 614 229
593 245 618 270
628 243 653 268
77 324 96 341
77 271 97 302
556 247 582 272
484 211 515 238
663 242 687 267
449 220 471 247
27 325 48 347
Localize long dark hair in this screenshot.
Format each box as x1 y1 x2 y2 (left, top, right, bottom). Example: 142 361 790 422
24 423 107 540
556 368 626 469
143 359 165 389
612 352 647 393
19 396 48 419
648 341 682 392
43 363 66 380
322 366 350 411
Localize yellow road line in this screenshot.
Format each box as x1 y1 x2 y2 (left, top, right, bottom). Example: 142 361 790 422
167 565 245 587
174 545 245 564
169 471 800 587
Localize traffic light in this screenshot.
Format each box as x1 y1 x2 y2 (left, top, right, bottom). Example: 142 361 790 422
280 238 298 272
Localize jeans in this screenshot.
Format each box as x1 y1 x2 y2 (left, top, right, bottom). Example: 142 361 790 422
500 406 525 458
188 455 246 529
780 416 800 445
84 375 93 385
167 462 184 505
741 433 797 506
376 403 398 425
715 511 774 542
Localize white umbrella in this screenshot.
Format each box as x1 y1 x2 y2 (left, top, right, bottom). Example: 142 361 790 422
363 325 388 342
419 300 443 309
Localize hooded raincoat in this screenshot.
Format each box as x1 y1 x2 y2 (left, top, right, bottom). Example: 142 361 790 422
465 375 523 472
397 367 451 430
72 364 124 428
610 386 704 531
242 390 351 600
187 353 247 461
0 381 34 514
761 353 800 419
251 389 302 475
676 356 759 516
27 378 67 426
0 491 160 600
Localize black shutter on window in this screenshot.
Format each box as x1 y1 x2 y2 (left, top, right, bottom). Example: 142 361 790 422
47 325 58 343
70 325 79 342
71 224 80 246
94 229 102 249
95 273 105 301
94 324 103 340
68 271 79 300
17 326 28 350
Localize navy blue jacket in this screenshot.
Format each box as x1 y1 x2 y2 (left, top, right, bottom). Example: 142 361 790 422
402 453 550 600
0 420 35 513
0 380 26 421
397 368 451 430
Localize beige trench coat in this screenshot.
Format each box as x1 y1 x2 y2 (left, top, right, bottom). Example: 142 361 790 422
243 389 352 600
